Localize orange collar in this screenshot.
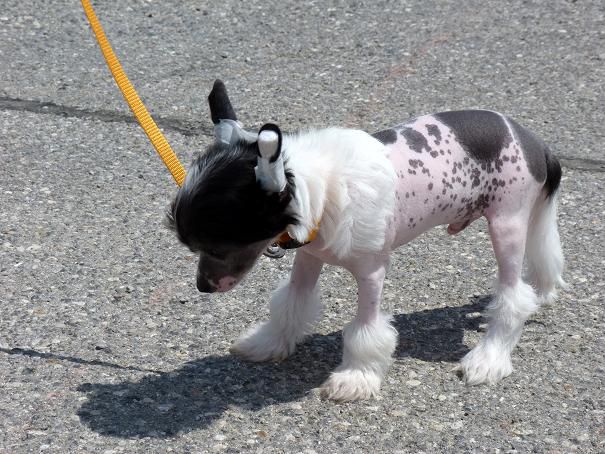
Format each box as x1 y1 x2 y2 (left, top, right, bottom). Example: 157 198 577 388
276 227 319 249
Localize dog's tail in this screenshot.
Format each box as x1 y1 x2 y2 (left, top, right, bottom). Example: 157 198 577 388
524 153 566 303
543 150 562 199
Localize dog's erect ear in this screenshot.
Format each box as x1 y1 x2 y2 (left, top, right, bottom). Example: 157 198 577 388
208 79 237 125
255 123 287 193
208 79 257 145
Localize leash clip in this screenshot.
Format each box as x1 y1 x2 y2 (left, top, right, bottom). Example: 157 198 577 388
264 243 286 259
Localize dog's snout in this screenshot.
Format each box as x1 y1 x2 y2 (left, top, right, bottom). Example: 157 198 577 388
196 278 216 293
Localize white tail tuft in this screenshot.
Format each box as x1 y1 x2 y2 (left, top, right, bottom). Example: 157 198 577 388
525 193 567 303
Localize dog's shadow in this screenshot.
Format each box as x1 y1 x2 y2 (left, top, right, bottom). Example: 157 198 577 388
77 297 489 438
393 295 489 361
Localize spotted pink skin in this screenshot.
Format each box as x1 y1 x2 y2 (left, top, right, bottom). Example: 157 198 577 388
382 113 543 250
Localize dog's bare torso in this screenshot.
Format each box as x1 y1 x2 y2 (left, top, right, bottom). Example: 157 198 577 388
385 111 546 245
306 110 551 259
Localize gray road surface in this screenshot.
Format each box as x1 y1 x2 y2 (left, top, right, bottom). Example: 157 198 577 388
1 0 604 452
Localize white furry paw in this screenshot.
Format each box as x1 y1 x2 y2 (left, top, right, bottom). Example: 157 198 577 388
229 321 296 362
319 368 382 402
458 343 513 385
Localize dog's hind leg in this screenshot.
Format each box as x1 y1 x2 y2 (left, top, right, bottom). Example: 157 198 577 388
459 213 539 385
320 255 398 401
230 250 323 362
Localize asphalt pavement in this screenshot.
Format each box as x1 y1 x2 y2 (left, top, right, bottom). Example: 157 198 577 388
1 0 604 452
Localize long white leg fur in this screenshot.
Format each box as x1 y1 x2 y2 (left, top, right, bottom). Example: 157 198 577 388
230 251 323 361
460 280 538 384
460 213 538 384
320 259 398 401
320 312 397 401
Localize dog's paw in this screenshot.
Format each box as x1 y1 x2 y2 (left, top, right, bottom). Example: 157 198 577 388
230 321 296 362
457 342 513 385
319 368 382 402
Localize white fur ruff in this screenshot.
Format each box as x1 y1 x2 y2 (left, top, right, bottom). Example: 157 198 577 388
282 128 396 258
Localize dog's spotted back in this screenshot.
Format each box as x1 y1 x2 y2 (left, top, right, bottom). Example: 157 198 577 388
373 110 561 245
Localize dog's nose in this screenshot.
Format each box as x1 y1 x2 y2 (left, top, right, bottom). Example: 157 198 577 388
196 279 216 293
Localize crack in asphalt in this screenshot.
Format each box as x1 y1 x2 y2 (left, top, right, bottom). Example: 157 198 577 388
0 96 213 138
0 347 164 374
1 96 604 172
556 155 605 172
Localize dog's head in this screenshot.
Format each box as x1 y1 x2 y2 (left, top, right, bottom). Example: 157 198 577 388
168 82 296 292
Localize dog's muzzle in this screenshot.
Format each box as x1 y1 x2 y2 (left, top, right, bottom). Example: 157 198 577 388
196 277 216 293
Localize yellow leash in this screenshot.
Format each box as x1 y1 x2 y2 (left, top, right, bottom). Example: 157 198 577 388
81 1 317 251
80 0 186 187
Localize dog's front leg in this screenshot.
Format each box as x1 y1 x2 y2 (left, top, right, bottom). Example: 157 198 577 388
320 255 398 401
230 250 323 362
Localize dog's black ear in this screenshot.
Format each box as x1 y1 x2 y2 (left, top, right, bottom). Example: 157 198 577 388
208 79 257 145
208 79 237 125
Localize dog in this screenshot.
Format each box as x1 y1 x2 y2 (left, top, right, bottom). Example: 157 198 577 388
168 80 565 401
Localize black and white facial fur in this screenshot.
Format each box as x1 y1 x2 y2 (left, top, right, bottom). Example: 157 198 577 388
168 85 297 292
